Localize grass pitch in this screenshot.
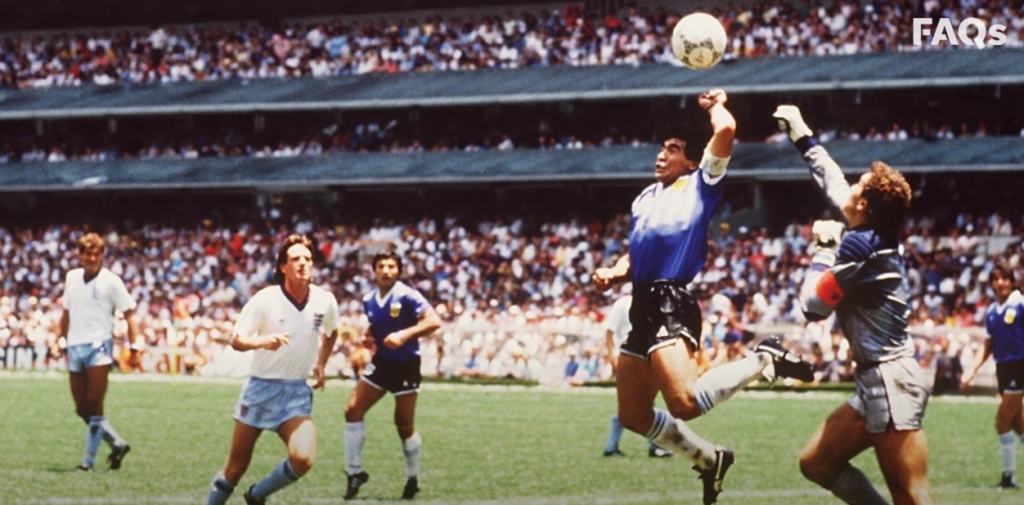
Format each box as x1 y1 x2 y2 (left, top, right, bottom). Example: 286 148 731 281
2 374 1020 505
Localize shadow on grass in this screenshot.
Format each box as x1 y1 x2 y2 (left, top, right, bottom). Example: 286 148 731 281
45 464 82 474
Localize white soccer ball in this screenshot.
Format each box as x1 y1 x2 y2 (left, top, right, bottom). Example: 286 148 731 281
671 13 727 70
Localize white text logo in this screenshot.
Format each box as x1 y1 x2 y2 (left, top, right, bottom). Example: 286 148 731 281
912 17 1007 48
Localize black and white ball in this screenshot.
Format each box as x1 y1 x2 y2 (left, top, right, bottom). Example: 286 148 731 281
671 13 727 70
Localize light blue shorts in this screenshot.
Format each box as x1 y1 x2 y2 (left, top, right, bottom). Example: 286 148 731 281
67 340 114 373
233 377 313 431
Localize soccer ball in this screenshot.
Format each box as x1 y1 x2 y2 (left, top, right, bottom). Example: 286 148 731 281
671 13 727 70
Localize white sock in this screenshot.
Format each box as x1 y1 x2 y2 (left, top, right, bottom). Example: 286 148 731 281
403 432 422 479
646 409 716 470
345 421 366 476
692 353 771 414
1000 432 1016 475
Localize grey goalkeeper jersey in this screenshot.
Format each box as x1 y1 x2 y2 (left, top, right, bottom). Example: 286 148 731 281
796 141 915 365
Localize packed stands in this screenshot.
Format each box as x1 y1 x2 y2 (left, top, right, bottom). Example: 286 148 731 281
2 0 1023 90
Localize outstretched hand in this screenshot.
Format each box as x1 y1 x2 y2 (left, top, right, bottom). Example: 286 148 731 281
699 88 728 110
773 105 813 142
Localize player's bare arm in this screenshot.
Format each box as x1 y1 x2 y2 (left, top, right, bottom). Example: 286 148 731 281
961 337 992 387
593 253 630 292
605 329 617 374
123 308 141 350
313 329 339 390
383 307 442 349
59 308 69 342
230 332 291 352
701 89 735 162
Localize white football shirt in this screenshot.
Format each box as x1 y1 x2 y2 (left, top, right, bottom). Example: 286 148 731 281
64 268 137 346
234 284 338 380
606 295 633 348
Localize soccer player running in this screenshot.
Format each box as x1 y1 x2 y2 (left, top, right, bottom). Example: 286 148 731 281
593 88 813 505
205 234 339 505
61 232 139 472
774 105 934 505
962 265 1024 489
602 292 671 458
343 251 441 500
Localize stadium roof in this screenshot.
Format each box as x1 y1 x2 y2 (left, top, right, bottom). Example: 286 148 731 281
1 50 1022 119
0 138 1020 192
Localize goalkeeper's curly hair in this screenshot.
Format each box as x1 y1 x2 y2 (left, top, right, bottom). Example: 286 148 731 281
862 161 911 242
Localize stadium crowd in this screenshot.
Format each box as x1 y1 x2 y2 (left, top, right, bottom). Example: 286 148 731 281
1 117 1020 165
0 200 1017 390
1 0 1023 90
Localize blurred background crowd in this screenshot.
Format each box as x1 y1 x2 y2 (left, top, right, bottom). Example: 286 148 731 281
0 195 1016 392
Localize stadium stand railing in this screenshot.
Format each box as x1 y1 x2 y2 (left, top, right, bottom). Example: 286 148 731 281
1 50 1023 119
1 138 1022 191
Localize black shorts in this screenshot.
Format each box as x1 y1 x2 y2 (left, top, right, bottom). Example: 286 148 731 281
362 355 422 395
621 280 702 359
996 358 1024 394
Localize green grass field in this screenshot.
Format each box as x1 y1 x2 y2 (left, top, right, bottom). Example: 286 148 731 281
2 374 1020 505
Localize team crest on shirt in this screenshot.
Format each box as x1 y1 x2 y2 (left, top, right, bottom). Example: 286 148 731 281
671 178 688 192
390 302 402 318
312 313 324 331
1005 308 1016 325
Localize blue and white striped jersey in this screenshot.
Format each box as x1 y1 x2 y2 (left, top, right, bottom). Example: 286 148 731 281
984 290 1024 363
628 151 728 284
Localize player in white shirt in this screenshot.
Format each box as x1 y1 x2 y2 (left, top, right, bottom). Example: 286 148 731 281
601 293 671 458
205 235 339 505
59 233 140 472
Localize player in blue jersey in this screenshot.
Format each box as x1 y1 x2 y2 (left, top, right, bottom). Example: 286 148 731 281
593 89 813 505
962 265 1024 489
343 250 441 501
775 105 934 505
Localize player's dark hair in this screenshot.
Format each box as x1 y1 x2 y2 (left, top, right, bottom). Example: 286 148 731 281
861 161 911 243
372 250 403 274
274 234 315 285
660 119 711 163
991 265 1015 285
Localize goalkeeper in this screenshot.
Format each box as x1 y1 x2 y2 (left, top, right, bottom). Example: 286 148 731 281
774 105 935 505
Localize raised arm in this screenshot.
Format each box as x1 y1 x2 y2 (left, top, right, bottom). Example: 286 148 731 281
701 89 736 164
773 105 851 220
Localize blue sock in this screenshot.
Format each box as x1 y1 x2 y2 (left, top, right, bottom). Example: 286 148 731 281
99 417 125 447
604 415 624 453
82 416 104 468
205 472 235 505
251 459 300 499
